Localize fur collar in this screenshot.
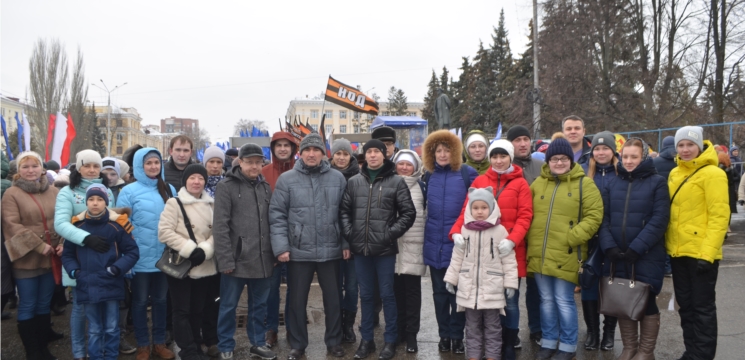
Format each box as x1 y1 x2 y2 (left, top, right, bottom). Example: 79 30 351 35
12 173 50 194
177 187 215 205
422 130 463 173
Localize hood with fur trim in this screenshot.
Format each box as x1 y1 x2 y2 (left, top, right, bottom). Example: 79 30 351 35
422 129 463 173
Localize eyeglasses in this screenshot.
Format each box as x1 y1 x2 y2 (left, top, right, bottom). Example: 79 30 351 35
549 157 571 164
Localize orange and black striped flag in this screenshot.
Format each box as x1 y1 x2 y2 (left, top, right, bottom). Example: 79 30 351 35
324 76 379 115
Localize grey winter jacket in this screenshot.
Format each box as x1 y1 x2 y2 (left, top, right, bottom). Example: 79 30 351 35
213 166 274 279
513 156 544 185
269 159 348 262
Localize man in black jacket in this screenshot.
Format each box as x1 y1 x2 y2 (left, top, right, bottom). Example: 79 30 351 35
340 139 416 360
164 135 194 191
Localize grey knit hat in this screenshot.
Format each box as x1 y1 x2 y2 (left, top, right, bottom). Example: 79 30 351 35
591 131 616 152
203 146 225 163
239 143 264 159
331 138 353 156
468 186 497 215
299 133 326 155
76 149 103 170
675 126 704 151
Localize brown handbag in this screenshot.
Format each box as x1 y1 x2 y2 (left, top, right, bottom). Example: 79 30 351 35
598 262 651 321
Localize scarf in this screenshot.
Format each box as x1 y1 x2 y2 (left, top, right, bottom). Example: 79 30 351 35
205 175 223 198
464 219 500 231
494 165 515 175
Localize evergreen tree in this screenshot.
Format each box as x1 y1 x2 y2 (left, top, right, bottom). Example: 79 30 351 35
386 86 409 116
471 41 495 132
451 56 475 129
440 66 450 93
422 70 439 124
488 9 515 132
87 102 106 156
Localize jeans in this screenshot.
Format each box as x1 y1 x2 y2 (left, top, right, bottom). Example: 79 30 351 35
217 274 271 351
339 258 358 313
131 272 168 346
525 275 542 334
500 277 521 329
429 266 465 340
356 254 398 343
85 300 120 360
672 256 719 360
71 293 87 358
534 273 578 352
287 261 342 349
15 272 55 321
266 264 289 333
167 275 219 359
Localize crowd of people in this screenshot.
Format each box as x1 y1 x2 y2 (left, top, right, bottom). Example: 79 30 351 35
0 115 732 360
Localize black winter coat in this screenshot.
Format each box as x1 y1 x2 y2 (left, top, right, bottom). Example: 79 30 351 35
598 158 670 294
331 156 360 182
340 160 416 257
163 158 194 191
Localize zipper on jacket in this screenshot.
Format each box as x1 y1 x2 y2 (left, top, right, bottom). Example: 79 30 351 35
620 180 633 249
440 171 448 263
475 231 482 310
490 238 494 259
364 180 375 256
378 185 383 205
541 179 562 269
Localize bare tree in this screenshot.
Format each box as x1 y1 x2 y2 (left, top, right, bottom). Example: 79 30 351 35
708 0 745 123
233 119 267 136
68 47 89 159
28 38 68 154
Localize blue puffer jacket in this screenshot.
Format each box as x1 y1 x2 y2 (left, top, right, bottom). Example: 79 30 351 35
61 209 139 304
55 177 115 286
598 158 670 294
423 163 478 269
117 148 176 273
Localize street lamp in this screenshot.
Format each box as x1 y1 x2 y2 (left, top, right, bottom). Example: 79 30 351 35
92 80 127 157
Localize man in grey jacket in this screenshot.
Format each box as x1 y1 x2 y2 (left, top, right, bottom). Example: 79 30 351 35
269 133 349 360
213 143 276 360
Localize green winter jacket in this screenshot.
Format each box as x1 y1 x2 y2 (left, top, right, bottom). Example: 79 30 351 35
526 162 603 284
463 130 491 175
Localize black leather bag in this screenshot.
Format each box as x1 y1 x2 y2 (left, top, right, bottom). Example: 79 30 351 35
155 198 195 279
598 262 651 321
579 238 603 290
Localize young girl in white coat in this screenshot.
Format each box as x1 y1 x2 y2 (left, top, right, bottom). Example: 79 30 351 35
444 187 519 360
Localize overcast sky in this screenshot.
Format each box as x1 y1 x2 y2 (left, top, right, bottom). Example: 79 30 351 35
1 0 537 143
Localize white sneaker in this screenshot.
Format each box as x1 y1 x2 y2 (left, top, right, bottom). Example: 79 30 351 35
220 351 233 360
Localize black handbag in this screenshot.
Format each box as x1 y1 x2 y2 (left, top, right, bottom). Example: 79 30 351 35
598 262 651 321
156 198 196 279
579 238 603 290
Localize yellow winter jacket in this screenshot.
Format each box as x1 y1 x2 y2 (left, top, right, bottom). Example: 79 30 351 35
666 140 729 263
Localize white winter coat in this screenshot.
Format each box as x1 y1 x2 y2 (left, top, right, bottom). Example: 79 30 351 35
393 150 427 276
444 202 518 311
158 188 217 279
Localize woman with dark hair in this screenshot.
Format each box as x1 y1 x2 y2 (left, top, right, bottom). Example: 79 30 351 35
55 150 116 360
3 151 61 360
117 148 177 360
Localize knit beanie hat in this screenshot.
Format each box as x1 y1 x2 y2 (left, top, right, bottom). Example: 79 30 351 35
239 143 264 159
299 133 326 155
662 136 675 149
102 157 121 177
394 152 417 168
465 133 489 150
16 151 44 167
143 151 161 163
468 186 496 215
203 146 225 164
181 164 208 186
331 138 353 156
45 160 61 171
506 125 531 142
732 146 739 153
591 131 616 153
545 138 574 164
86 183 109 206
118 160 130 178
675 126 704 151
488 139 515 161
76 150 103 170
363 139 387 156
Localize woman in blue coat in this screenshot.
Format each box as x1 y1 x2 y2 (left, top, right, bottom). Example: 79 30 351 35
579 131 619 351
421 130 478 354
598 138 669 359
116 148 176 359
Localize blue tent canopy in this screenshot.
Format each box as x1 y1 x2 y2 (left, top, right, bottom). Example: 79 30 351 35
370 116 427 128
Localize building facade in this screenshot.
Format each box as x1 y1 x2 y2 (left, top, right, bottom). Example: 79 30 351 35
95 106 166 156
160 116 199 134
285 99 424 135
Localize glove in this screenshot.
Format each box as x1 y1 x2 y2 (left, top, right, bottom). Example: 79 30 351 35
696 259 715 275
106 266 120 277
445 282 456 294
452 234 465 249
739 200 744 206
497 239 515 257
83 235 110 253
624 249 640 264
505 288 516 299
189 248 206 268
604 247 624 262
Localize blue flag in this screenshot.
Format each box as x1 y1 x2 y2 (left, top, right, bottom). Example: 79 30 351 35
492 122 503 144
252 126 260 137
1 115 12 160
14 112 23 152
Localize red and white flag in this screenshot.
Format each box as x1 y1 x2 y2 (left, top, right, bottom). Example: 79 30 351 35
60 113 76 167
50 111 68 165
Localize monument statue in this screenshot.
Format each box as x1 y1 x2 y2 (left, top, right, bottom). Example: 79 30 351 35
434 88 451 129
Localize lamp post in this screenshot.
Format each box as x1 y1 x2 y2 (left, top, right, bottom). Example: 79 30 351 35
92 80 127 157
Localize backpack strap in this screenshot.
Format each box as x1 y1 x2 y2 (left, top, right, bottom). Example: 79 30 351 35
460 166 472 189
417 180 427 210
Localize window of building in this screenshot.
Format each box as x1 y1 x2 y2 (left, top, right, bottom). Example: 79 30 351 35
325 110 333 119
408 112 417 117
353 125 360 134
382 111 390 116
311 110 319 119
100 119 106 127
116 119 123 127
339 110 347 119
340 125 347 133
325 125 333 134
117 146 123 155
116 132 124 145
353 112 360 119
311 124 318 131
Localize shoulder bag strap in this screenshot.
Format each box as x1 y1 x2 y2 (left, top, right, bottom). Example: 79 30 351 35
25 192 53 245
577 175 584 267
175 198 197 243
670 164 710 204
493 179 514 200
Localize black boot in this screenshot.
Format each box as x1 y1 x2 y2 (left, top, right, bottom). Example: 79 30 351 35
18 318 42 360
378 342 396 360
438 337 451 352
343 310 357 343
405 332 418 353
354 339 376 359
600 315 617 350
582 300 600 350
502 328 517 360
35 314 58 360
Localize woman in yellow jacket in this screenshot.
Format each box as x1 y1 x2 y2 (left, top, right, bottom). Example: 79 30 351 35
667 126 729 360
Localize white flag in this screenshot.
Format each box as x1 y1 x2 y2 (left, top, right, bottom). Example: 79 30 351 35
22 111 31 151
50 111 68 165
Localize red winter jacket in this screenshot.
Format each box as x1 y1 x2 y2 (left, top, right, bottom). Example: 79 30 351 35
450 165 533 277
261 132 298 190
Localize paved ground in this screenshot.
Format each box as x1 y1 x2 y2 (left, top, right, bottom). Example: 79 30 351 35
3 210 745 359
